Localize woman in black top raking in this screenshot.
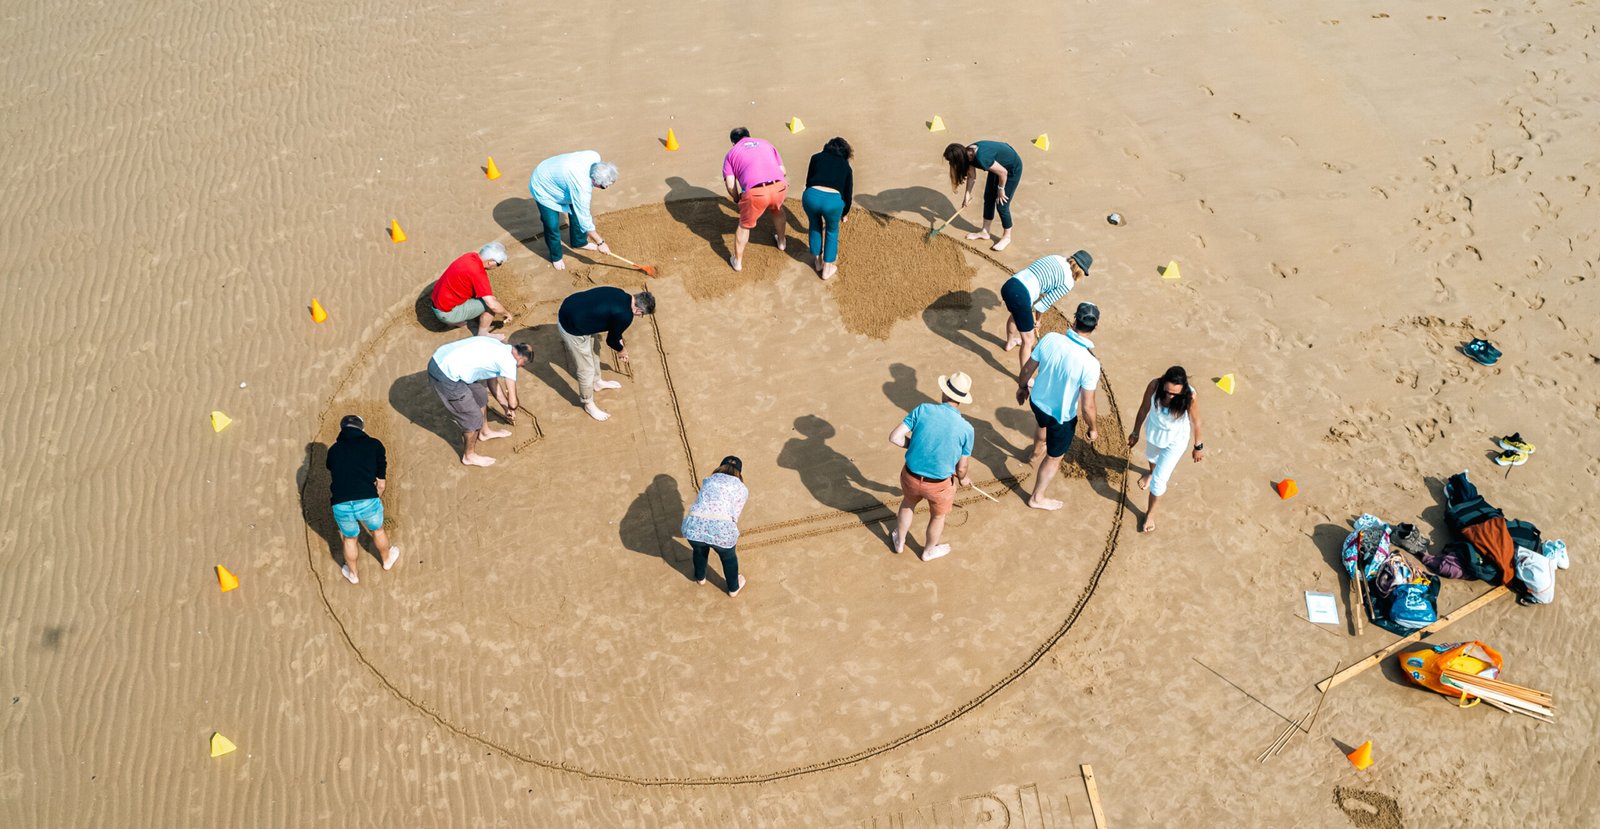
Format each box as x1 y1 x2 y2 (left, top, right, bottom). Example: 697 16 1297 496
802 137 854 281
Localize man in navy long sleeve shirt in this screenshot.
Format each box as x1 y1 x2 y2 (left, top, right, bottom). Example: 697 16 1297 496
556 287 656 421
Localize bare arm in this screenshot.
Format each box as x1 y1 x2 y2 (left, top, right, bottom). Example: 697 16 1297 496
1080 388 1099 442
988 161 1010 203
1015 358 1040 405
724 174 741 202
1127 378 1158 448
482 294 512 324
961 171 977 206
889 422 911 448
955 456 971 487
1188 394 1205 462
493 377 516 423
375 478 386 496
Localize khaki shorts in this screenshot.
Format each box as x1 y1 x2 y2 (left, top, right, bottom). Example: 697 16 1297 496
428 359 487 432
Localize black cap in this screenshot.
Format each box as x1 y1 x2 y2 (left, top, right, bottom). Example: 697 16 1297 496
720 455 743 472
1074 302 1100 330
1069 249 1093 276
339 414 365 431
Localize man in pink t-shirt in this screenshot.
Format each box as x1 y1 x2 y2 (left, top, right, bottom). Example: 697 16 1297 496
721 127 788 272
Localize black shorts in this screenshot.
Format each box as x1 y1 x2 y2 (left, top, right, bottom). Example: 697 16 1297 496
1000 276 1035 333
1031 399 1078 459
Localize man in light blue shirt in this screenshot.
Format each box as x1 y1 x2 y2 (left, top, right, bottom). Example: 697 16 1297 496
1016 302 1102 511
528 150 618 270
888 372 975 561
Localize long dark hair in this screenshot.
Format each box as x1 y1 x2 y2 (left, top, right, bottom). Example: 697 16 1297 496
1156 366 1194 416
824 136 853 160
943 143 971 190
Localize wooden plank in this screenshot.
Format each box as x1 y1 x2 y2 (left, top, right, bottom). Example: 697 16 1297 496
1315 586 1510 693
1441 668 1552 704
1081 764 1107 829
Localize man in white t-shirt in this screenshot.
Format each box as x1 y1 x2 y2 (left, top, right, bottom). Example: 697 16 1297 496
1015 302 1102 510
426 334 533 467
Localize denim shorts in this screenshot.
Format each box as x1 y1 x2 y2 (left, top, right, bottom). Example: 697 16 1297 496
332 497 384 538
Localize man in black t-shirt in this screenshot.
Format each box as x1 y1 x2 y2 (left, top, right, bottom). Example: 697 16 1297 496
556 287 656 421
325 414 399 584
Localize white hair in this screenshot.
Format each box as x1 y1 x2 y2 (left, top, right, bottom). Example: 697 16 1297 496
478 241 507 266
589 161 618 189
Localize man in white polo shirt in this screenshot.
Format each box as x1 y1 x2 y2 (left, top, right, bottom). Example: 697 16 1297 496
1015 302 1102 510
426 335 533 467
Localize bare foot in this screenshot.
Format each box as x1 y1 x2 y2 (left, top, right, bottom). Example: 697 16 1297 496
965 231 992 241
1141 519 1157 533
991 236 1012 252
889 528 905 554
1004 337 1022 351
728 574 747 597
479 427 512 441
1028 497 1064 511
921 544 951 561
383 546 401 571
821 263 838 281
583 402 611 422
728 255 741 272
774 233 786 251
1138 474 1151 491
341 564 359 584
579 243 599 251
462 454 497 467
552 259 567 271
592 379 621 391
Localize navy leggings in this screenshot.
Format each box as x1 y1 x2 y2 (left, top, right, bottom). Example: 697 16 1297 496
982 165 1022 229
690 540 739 588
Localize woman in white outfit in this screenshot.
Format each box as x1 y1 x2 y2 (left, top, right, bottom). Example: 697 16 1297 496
1126 366 1205 533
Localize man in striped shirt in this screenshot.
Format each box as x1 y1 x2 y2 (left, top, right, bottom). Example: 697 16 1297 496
999 250 1093 376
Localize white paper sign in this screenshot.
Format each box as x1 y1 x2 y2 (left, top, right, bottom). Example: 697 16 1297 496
1305 591 1339 625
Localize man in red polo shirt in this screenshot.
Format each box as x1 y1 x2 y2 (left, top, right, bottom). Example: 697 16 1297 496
430 242 514 333
721 127 788 272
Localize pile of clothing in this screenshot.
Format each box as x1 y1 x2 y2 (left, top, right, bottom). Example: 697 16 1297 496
1421 470 1569 604
1342 514 1441 635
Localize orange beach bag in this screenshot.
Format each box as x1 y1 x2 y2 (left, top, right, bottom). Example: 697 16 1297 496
1400 641 1504 698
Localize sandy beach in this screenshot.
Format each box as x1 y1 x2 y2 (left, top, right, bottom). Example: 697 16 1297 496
3 1 1597 826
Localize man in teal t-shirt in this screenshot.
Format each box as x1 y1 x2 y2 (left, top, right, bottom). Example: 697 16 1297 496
888 372 975 561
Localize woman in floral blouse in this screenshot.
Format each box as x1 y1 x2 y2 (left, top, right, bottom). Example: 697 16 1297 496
681 456 750 597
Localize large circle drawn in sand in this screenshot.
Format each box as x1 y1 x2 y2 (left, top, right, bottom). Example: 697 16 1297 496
300 201 1127 785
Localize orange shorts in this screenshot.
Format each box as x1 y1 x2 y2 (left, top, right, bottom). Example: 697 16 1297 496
737 181 788 228
899 466 956 518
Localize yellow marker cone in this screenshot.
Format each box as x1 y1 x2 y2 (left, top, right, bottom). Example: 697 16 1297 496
1162 260 1181 280
216 565 239 593
1276 479 1298 500
389 220 407 243
664 128 680 151
1346 740 1372 770
485 156 501 180
788 117 805 134
1033 133 1050 151
210 411 232 433
1215 373 1235 394
928 115 946 132
310 298 328 323
210 732 237 758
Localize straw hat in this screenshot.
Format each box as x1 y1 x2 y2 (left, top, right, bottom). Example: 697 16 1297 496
938 371 974 404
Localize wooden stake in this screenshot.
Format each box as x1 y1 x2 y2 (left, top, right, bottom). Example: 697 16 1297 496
1316 586 1510 693
1081 764 1107 829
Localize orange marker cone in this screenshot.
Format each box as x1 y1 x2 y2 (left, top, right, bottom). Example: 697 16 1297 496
1277 479 1298 500
485 156 501 180
389 220 407 243
216 565 239 592
664 128 680 151
1346 740 1373 770
310 299 328 323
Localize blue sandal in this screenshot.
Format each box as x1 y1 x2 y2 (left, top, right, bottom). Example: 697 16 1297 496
1463 339 1501 366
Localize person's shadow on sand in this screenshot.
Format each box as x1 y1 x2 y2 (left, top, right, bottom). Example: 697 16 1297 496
296 441 388 570
492 196 550 260
664 177 733 261
619 473 696 582
923 289 1009 376
508 324 583 407
855 185 979 233
777 415 899 541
